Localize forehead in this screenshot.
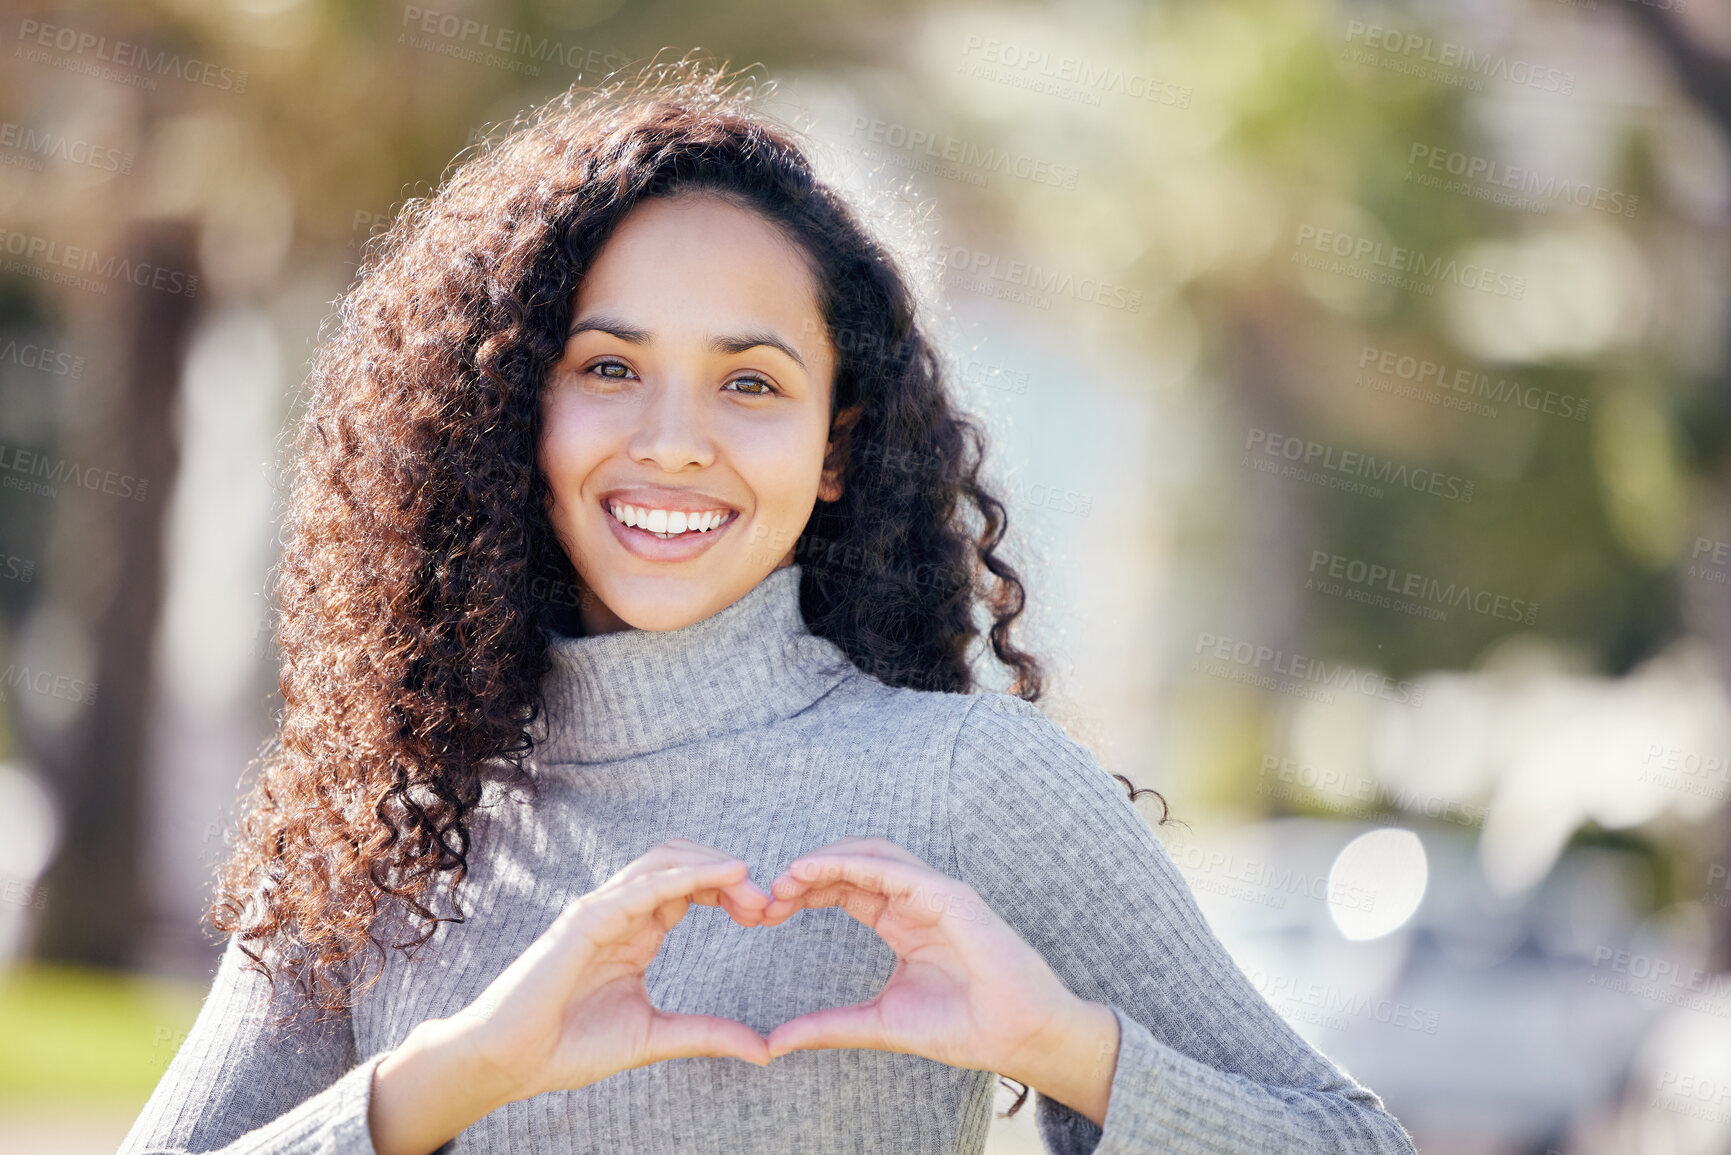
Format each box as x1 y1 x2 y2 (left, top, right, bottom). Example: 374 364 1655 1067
575 194 826 341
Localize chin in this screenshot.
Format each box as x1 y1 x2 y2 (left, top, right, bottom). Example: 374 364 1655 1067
595 572 729 632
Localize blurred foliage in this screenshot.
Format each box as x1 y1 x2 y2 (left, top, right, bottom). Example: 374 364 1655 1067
0 966 202 1104
0 0 1726 984
0 2 1728 1146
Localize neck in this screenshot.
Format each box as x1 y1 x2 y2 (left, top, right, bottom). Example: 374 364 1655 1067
576 558 799 637
533 564 857 764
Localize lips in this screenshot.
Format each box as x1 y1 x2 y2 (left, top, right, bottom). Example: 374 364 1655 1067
605 500 737 538
598 489 742 559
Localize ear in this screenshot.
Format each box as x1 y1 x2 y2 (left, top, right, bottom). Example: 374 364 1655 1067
817 403 865 504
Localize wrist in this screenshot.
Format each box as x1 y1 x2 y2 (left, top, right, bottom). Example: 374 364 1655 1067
404 1014 526 1112
1001 997 1119 1128
369 1017 522 1155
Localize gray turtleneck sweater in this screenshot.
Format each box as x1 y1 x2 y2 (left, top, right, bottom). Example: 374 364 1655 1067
119 564 1416 1154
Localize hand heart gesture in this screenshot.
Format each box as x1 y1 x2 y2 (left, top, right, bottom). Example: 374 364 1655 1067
757 836 1113 1089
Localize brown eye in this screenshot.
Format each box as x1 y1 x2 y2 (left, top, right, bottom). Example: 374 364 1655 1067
724 375 776 396
589 359 634 380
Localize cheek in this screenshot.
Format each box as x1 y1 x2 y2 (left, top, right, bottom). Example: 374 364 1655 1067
727 415 831 513
538 396 601 501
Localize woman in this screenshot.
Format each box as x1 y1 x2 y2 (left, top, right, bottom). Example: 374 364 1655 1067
120 62 1417 1155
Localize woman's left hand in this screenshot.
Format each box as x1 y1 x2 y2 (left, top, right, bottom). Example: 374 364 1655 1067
759 836 1112 1085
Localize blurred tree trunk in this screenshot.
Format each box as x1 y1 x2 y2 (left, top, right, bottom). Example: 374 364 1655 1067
1619 3 1731 970
32 221 198 969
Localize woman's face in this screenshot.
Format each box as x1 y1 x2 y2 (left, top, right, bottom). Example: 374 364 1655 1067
539 193 845 634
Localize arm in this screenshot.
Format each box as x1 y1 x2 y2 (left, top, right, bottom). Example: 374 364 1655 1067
117 934 395 1155
945 692 1417 1155
123 843 778 1155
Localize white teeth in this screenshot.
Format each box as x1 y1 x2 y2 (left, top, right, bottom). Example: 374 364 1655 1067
607 502 732 537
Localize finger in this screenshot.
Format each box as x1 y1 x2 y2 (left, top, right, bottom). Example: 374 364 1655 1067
768 840 929 894
785 836 925 864
615 853 769 930
657 877 759 927
759 886 894 931
765 857 992 930
586 860 755 939
714 883 772 927
653 894 691 931
770 854 929 905
759 882 896 926
765 1004 894 1058
620 839 743 883
685 873 773 920
643 1011 771 1067
667 877 771 926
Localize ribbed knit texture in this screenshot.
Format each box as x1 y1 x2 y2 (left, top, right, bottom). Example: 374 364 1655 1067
119 563 1416 1154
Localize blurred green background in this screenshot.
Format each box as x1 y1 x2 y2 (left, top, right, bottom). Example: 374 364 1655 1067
2 0 1730 1151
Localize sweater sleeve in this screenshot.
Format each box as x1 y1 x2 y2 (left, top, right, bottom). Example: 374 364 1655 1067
116 933 392 1155
944 692 1417 1155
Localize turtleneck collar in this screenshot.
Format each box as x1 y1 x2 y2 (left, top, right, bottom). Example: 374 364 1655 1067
532 564 858 764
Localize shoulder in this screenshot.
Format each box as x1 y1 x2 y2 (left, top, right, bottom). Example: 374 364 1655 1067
809 661 977 736
816 674 1124 800
903 690 1135 831
941 694 1168 906
952 691 1112 781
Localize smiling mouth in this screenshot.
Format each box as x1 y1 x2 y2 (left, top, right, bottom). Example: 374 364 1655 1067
605 500 738 539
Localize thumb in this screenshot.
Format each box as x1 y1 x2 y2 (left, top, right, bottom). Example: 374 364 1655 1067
766 1003 890 1058
642 1012 771 1067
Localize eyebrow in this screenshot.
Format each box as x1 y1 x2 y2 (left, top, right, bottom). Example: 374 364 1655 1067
567 315 807 372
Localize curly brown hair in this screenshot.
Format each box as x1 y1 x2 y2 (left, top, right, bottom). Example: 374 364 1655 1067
209 56 1166 1119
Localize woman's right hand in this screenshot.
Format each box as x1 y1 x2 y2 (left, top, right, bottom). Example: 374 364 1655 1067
369 839 773 1155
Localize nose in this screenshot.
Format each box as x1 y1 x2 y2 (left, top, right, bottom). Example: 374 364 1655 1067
626 376 715 473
